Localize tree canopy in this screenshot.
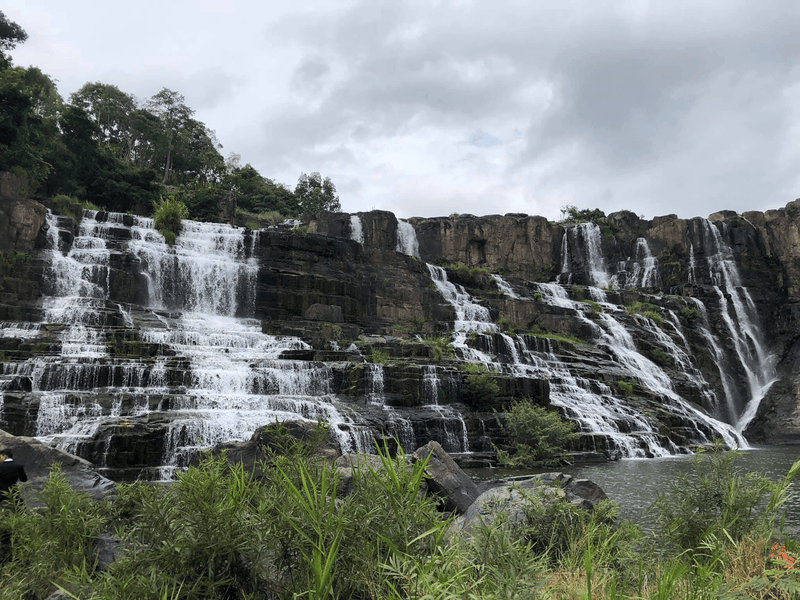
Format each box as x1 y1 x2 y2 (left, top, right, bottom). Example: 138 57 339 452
295 171 341 214
0 13 343 222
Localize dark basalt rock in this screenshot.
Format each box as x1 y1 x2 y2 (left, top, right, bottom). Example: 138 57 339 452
5 170 800 483
413 440 479 513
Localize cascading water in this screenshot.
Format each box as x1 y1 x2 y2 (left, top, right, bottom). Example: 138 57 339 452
396 220 420 257
533 284 746 454
426 264 496 363
349 215 364 244
5 210 374 479
696 219 777 430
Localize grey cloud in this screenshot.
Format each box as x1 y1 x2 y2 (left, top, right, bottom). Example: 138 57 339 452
255 0 800 218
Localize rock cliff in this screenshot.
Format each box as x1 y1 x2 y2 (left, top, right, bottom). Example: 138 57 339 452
1 181 799 481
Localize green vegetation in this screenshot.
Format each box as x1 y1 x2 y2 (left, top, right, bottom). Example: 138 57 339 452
497 316 518 333
421 335 453 360
461 365 499 409
559 205 607 225
0 438 799 599
618 380 635 396
497 399 578 466
366 347 390 365
529 325 587 346
439 262 491 288
0 12 340 221
680 305 700 321
152 194 189 246
649 347 673 367
654 443 800 562
626 301 664 327
586 300 603 316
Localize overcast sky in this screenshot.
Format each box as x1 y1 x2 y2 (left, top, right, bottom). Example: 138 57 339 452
6 1 800 221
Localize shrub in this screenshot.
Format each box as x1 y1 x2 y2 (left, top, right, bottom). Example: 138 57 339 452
618 380 634 396
461 370 499 409
497 317 517 333
652 443 800 562
649 347 673 366
367 347 390 365
558 205 607 225
0 464 107 599
586 300 603 316
497 399 578 466
422 336 453 361
152 194 189 246
680 306 700 321
642 309 664 327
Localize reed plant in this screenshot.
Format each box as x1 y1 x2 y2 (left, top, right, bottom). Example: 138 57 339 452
1 438 799 599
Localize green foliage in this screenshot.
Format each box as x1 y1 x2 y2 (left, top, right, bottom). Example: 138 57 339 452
559 205 607 225
421 335 453 360
497 399 578 466
49 194 84 221
497 316 517 333
529 325 587 346
2 446 800 599
627 301 664 326
461 369 500 409
649 347 673 367
618 380 634 396
680 306 700 321
446 263 490 283
652 443 800 561
367 347 390 365
295 171 341 214
152 194 188 245
642 310 664 327
0 464 106 599
586 300 603 316
226 163 298 217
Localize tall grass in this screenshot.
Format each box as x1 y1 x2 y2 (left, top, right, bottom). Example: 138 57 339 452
0 440 798 599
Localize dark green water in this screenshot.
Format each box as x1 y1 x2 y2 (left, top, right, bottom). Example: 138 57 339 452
468 445 800 533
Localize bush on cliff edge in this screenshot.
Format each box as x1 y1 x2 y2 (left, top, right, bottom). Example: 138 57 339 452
153 194 188 246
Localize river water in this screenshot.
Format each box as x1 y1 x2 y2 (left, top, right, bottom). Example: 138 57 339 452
468 445 800 533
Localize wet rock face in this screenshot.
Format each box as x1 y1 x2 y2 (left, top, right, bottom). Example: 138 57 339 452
410 214 562 281
4 184 800 482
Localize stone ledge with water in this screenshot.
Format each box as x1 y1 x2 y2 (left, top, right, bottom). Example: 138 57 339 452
0 205 792 481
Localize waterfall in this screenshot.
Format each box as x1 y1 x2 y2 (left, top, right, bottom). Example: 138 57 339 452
349 215 364 244
526 283 747 454
699 220 777 430
366 364 385 404
395 220 420 257
426 264 496 363
14 210 373 477
629 238 660 289
492 274 520 299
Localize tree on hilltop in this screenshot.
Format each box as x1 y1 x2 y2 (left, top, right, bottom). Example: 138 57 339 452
295 171 341 214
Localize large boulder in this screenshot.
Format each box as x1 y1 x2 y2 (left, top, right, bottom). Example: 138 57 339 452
0 430 116 503
450 473 608 536
413 441 479 513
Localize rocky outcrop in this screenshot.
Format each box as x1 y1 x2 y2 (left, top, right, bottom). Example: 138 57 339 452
4 180 800 483
0 429 116 502
413 440 479 513
450 473 608 537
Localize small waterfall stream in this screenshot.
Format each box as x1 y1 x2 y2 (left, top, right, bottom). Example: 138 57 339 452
396 220 420 257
